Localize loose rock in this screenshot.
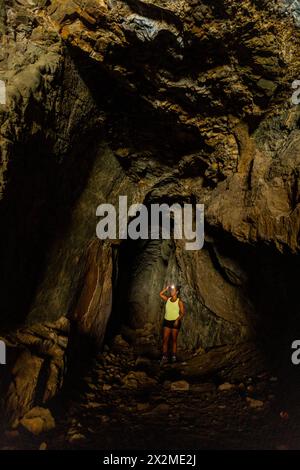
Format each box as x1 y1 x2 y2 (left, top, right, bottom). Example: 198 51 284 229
20 407 55 436
246 397 264 409
218 383 235 392
170 380 190 391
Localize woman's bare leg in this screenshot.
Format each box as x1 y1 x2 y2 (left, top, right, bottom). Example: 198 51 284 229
163 327 171 355
171 328 179 355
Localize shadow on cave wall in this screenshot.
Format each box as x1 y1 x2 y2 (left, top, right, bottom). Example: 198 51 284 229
0 127 101 331
66 44 209 166
205 229 300 369
248 244 300 368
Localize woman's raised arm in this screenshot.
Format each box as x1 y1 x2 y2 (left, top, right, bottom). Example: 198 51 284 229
159 286 169 301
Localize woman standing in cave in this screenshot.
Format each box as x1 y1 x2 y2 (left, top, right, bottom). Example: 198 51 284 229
159 285 185 365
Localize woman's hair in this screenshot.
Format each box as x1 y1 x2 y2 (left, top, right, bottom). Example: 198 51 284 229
176 285 181 296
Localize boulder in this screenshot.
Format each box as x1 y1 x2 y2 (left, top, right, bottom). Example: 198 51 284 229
218 383 236 392
20 407 55 435
246 397 264 409
170 380 190 391
122 371 157 390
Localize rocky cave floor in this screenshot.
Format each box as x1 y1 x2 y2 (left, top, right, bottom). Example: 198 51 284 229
2 324 300 451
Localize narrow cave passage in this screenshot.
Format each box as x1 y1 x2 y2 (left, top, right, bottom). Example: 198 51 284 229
105 237 177 348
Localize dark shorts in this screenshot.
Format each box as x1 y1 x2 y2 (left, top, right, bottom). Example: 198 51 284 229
163 318 181 330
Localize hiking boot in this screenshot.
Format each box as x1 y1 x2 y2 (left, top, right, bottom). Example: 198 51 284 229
160 355 168 365
171 355 177 363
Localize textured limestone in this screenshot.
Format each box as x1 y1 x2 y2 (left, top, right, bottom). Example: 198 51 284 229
1 317 69 423
72 240 113 344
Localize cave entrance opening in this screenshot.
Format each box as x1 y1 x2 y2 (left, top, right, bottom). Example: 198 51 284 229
104 236 177 349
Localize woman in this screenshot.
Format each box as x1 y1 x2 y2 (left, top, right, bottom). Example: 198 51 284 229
159 284 185 364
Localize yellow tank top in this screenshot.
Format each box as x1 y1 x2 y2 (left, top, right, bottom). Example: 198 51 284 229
165 298 180 321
